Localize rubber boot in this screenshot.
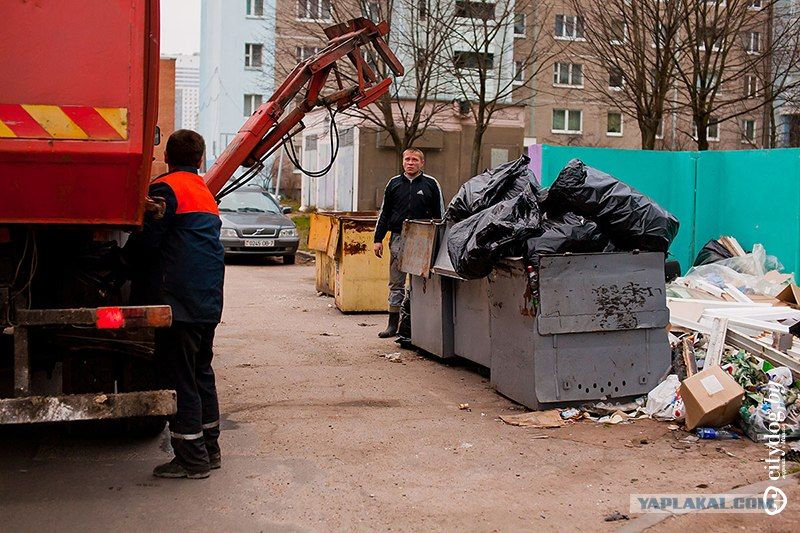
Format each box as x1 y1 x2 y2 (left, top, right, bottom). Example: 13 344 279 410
378 312 400 338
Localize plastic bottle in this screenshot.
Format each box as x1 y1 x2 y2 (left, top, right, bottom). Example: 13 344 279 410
696 427 740 440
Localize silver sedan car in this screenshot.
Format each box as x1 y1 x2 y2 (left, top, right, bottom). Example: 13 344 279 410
218 187 300 264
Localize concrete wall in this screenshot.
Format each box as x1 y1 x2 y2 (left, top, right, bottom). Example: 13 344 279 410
358 125 525 211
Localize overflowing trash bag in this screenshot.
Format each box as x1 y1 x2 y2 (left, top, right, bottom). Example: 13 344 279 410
448 182 541 279
547 159 679 253
445 155 534 223
693 239 733 266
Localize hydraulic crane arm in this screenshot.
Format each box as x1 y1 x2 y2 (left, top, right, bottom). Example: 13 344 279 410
203 17 404 197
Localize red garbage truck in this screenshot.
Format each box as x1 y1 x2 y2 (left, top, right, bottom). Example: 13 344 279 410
0 1 401 426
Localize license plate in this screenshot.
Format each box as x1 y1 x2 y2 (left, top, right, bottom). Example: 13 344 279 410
244 239 275 247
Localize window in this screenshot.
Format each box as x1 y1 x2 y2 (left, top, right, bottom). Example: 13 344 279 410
610 20 626 45
744 75 760 98
298 0 331 21
555 14 584 40
749 0 763 9
698 25 721 51
607 112 623 136
244 43 263 68
552 109 582 134
742 119 756 142
455 1 495 20
296 46 320 63
553 62 583 87
514 13 525 37
513 61 524 83
746 32 761 53
418 0 427 19
453 51 494 71
692 119 720 141
608 68 624 90
243 94 262 116
246 0 264 17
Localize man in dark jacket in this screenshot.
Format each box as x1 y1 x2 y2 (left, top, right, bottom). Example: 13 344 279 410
373 148 443 338
123 130 225 479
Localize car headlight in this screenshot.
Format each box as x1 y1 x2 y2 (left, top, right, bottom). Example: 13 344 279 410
279 228 298 238
220 228 238 238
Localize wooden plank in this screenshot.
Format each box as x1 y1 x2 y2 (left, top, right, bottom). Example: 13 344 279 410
724 283 754 304
725 316 789 334
682 338 698 377
670 315 711 334
667 298 770 308
0 390 176 424
705 317 729 368
726 329 800 379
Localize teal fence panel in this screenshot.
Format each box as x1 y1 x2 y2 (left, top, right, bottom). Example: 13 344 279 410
695 149 800 276
539 145 698 272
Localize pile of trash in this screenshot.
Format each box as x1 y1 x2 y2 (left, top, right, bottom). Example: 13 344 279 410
662 236 800 441
445 156 680 282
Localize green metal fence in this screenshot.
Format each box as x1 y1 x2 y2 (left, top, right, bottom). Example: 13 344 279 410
538 145 800 275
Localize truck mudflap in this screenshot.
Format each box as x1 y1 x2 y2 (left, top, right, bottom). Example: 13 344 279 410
0 390 176 424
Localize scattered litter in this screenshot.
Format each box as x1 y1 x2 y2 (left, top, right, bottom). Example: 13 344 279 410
458 403 471 411
668 424 680 431
94 394 108 404
530 435 550 440
560 407 581 420
696 427 740 440
716 447 739 459
357 323 377 327
603 511 629 522
500 409 565 428
459 442 473 449
383 352 403 363
319 332 340 337
680 435 700 444
644 375 685 421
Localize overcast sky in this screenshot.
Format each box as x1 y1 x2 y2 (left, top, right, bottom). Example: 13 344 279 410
160 0 201 55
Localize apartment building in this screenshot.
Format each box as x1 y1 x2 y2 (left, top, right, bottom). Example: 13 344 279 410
199 0 276 168
527 0 777 150
175 53 201 131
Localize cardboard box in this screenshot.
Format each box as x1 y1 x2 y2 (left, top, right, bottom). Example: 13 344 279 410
777 283 800 309
679 365 744 431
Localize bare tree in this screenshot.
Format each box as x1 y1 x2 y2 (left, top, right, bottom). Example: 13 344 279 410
436 0 558 175
571 0 682 149
673 0 800 150
273 0 456 162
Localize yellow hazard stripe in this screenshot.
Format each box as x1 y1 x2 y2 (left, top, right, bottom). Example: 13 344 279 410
95 107 129 139
0 120 16 138
22 105 89 140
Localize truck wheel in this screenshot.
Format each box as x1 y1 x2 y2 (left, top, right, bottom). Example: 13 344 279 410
283 254 296 265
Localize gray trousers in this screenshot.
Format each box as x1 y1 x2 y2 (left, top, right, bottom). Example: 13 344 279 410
388 233 406 312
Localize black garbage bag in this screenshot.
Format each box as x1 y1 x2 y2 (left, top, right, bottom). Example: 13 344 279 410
693 239 733 266
447 182 542 279
523 212 608 258
445 155 534 223
547 159 679 253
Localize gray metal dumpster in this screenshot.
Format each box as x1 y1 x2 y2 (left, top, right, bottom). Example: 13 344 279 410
404 222 490 364
488 254 671 410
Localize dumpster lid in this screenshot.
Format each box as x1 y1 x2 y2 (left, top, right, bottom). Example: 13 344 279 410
537 252 669 335
400 220 442 277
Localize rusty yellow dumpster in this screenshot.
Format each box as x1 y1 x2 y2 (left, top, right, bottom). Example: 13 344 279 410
308 211 390 312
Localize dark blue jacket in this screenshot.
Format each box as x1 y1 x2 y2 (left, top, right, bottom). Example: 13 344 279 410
124 167 225 324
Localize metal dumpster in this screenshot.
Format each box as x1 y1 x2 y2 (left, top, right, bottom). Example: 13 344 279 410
488 254 671 410
403 221 491 366
308 211 390 312
402 220 455 358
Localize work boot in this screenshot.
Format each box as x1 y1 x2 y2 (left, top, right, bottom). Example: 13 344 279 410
378 312 400 338
153 458 210 479
209 452 222 470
